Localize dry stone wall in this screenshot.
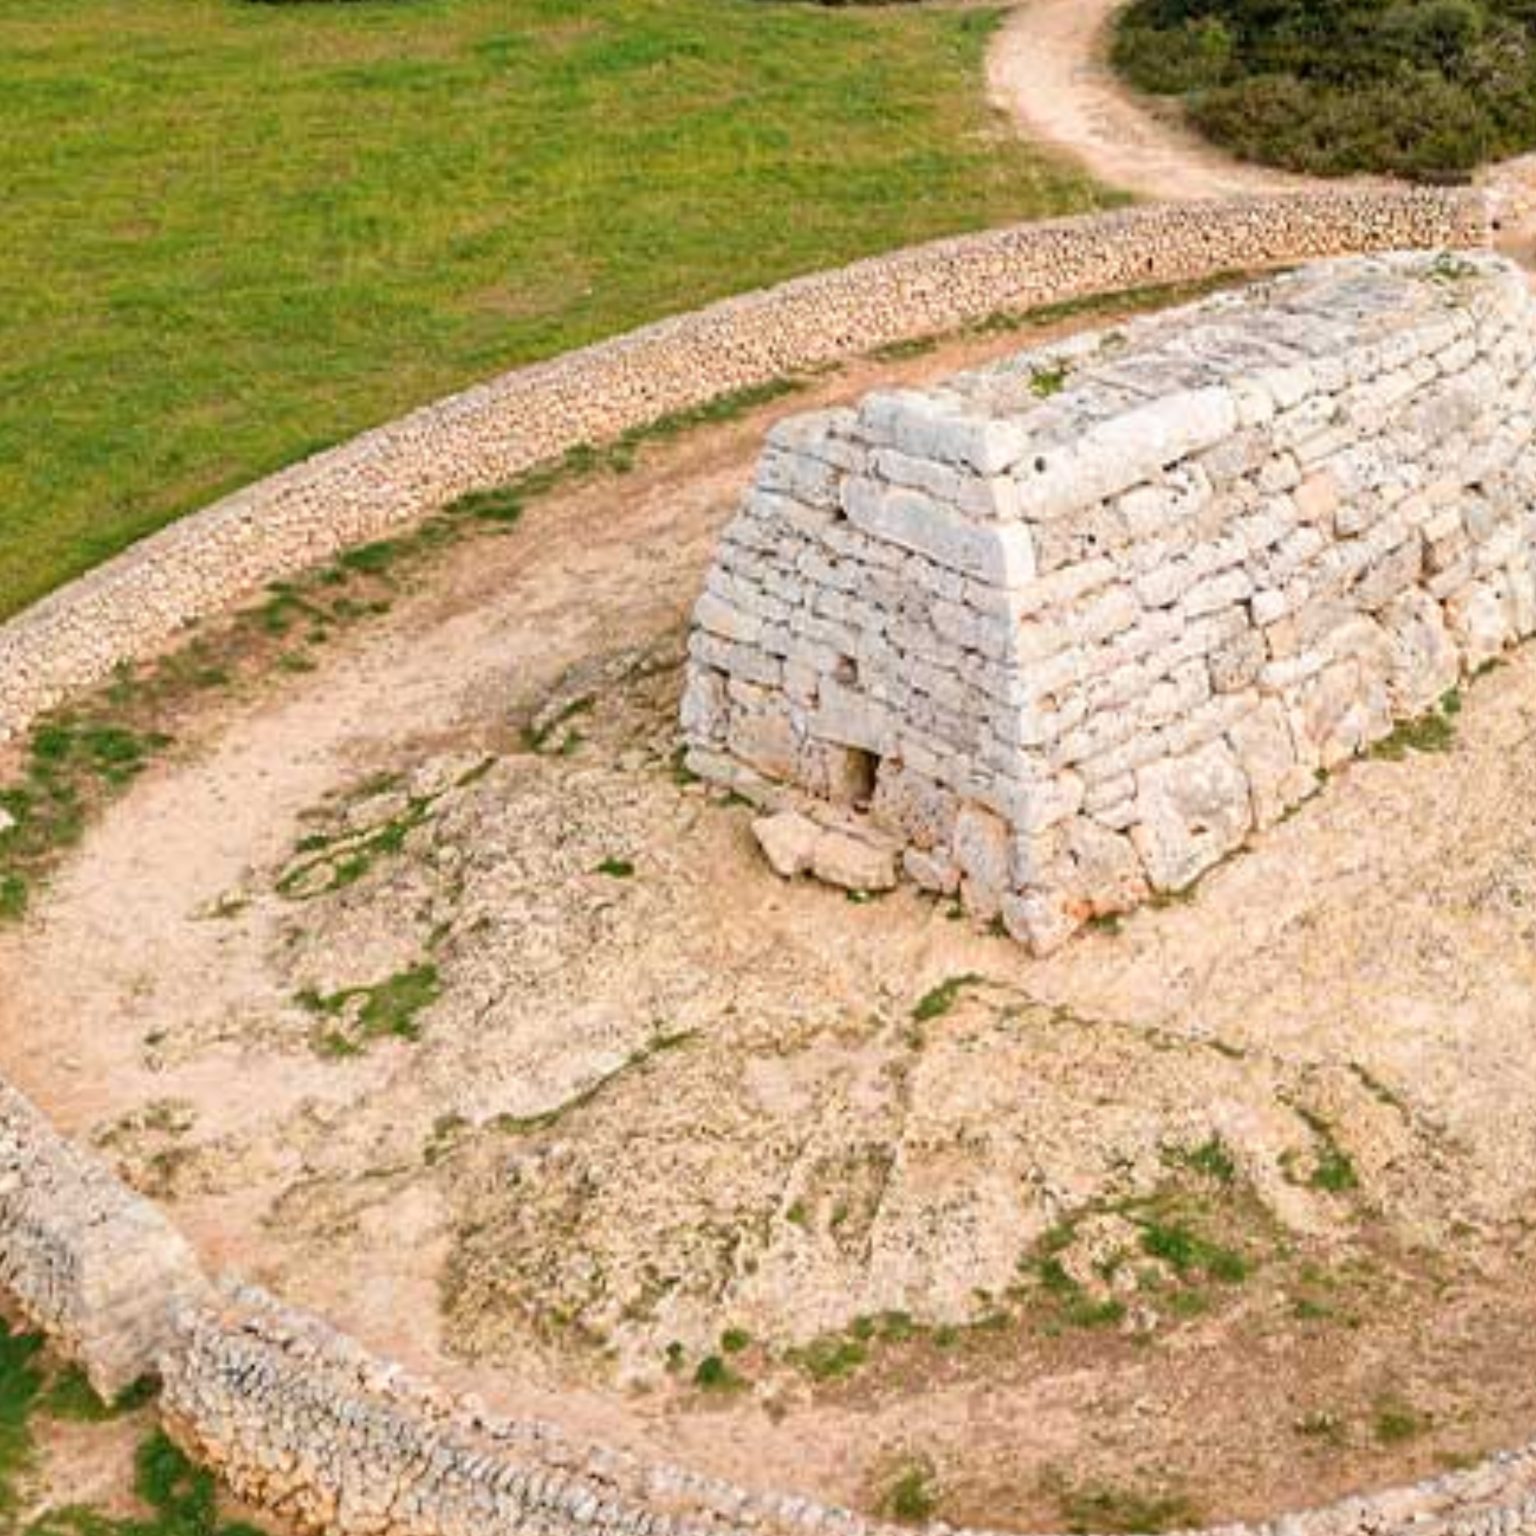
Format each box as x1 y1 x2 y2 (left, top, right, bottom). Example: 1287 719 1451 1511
6 194 1536 1536
3 1070 1536 1536
0 1076 209 1399
0 189 1485 745
162 1286 870 1536
682 252 1536 950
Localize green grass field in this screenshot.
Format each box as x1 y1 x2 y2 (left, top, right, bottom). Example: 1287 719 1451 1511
0 0 1105 621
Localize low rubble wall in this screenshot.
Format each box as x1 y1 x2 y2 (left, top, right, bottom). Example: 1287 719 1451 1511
0 189 1485 745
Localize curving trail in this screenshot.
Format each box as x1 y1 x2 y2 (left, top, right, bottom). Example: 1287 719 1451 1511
983 0 1536 259
984 0 1357 201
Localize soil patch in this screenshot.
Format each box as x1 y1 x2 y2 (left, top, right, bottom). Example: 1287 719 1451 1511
4 303 1536 1530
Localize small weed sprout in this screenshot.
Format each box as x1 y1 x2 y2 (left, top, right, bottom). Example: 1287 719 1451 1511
1374 1398 1428 1444
1291 1107 1360 1194
912 974 983 1022
883 1455 940 1523
1370 700 1457 760
1030 361 1071 397
1043 1468 1200 1535
298 962 442 1057
1166 1136 1237 1183
693 1354 747 1392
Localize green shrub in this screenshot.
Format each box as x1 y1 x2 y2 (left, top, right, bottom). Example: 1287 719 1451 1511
1113 0 1536 176
883 1455 940 1522
692 1354 746 1392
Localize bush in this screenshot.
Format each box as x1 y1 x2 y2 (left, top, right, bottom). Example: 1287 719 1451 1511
1113 0 1536 176
1115 16 1234 94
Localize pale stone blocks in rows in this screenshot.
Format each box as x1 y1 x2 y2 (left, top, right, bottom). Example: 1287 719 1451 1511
684 252 1536 953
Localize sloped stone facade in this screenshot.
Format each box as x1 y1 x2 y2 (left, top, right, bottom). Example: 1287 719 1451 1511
682 253 1536 950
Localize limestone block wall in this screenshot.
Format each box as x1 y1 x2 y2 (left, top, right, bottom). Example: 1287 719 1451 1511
0 189 1485 746
682 252 1536 950
0 1077 209 1398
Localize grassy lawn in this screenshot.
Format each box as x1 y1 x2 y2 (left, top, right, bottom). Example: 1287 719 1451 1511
0 0 1105 621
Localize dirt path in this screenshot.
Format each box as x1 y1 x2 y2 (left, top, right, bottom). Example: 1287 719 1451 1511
983 0 1356 200
8 286 1536 1529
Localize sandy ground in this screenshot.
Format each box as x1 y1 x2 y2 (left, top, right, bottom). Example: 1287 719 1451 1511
6 301 1536 1530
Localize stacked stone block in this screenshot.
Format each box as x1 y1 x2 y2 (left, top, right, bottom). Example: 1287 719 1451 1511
682 253 1536 951
0 1078 209 1398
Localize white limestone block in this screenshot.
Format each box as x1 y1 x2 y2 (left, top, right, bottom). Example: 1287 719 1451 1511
1012 390 1239 524
1131 740 1253 892
812 828 899 893
842 478 1036 588
857 390 1029 475
810 677 894 756
692 591 762 646
754 812 821 879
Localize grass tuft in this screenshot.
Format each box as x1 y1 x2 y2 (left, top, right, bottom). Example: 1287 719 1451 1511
0 1326 44 1520
1369 693 1460 761
1167 1136 1237 1184
911 974 983 1022
298 962 442 1056
1374 1397 1428 1444
792 1334 869 1382
1139 1218 1249 1283
882 1455 940 1524
0 1319 261 1536
1292 1107 1360 1194
1045 1470 1200 1536
692 1354 747 1393
1030 362 1070 397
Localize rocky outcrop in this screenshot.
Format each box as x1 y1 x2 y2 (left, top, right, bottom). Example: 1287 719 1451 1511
5 1042 1536 1536
682 252 1536 949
